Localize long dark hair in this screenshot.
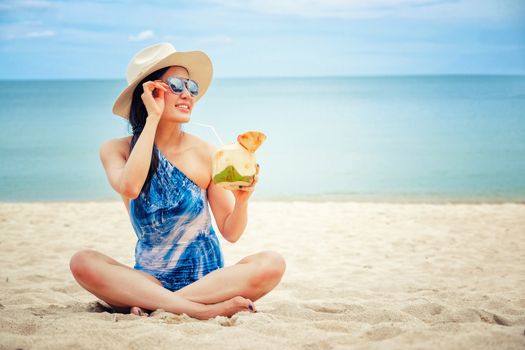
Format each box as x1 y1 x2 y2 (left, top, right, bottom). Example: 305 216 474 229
128 66 170 199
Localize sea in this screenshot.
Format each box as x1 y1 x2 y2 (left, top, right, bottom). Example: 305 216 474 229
0 75 524 202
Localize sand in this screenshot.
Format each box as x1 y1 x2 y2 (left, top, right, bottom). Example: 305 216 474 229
1 200 524 350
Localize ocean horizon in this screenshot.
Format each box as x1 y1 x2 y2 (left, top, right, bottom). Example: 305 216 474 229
2 73 525 83
1 75 524 203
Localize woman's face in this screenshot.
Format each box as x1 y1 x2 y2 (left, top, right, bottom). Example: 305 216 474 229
160 66 195 123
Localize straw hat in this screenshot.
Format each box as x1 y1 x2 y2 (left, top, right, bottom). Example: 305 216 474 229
112 42 213 119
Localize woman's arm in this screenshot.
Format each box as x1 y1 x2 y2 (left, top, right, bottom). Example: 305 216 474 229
100 80 167 199
117 117 159 198
99 117 158 199
221 201 249 243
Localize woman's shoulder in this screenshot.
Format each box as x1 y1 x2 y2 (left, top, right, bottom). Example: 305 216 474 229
102 135 132 147
184 132 218 158
100 136 132 159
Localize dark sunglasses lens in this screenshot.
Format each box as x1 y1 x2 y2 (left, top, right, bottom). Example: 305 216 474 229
168 78 184 93
187 80 199 96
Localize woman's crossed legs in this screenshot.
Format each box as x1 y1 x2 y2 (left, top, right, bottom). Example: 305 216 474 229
69 249 285 320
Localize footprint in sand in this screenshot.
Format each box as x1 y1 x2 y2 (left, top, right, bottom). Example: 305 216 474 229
313 320 353 333
402 302 445 322
216 316 238 327
303 302 366 314
475 309 512 326
365 325 403 341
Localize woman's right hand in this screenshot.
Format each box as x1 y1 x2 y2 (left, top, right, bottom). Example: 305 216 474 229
141 80 169 121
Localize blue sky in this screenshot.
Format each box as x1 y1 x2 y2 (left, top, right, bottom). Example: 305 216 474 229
0 0 524 79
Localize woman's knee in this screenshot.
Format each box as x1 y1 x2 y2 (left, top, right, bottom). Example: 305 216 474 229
250 251 286 287
69 249 104 286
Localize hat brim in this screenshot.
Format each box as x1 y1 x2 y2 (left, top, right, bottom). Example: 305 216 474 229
112 51 213 119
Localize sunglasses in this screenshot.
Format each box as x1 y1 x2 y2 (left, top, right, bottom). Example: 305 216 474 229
163 76 199 97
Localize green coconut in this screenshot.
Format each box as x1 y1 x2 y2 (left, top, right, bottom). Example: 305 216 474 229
212 142 257 189
213 165 254 184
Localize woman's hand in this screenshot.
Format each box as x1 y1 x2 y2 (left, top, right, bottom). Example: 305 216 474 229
141 80 169 121
231 164 260 204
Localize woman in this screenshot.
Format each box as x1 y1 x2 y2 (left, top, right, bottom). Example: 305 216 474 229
69 43 286 320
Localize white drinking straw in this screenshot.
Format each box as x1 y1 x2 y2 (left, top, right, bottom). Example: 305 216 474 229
189 122 225 146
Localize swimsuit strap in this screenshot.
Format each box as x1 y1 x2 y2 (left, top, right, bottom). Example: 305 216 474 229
156 147 206 194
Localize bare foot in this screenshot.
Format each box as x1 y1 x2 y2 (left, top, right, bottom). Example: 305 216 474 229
130 306 149 317
201 296 256 320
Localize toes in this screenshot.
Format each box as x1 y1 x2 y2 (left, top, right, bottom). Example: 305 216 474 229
130 306 149 317
229 296 257 313
246 299 257 313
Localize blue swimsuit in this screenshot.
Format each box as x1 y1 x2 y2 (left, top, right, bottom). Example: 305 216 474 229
129 147 224 292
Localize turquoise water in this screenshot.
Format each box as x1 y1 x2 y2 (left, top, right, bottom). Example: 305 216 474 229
1 76 524 202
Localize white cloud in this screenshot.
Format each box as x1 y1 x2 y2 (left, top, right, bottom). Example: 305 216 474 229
197 35 233 46
207 0 523 20
25 30 55 38
161 35 185 42
19 0 53 8
1 29 56 40
0 0 54 11
128 30 154 42
208 0 457 18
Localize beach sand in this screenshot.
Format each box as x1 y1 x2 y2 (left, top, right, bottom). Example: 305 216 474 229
1 201 524 349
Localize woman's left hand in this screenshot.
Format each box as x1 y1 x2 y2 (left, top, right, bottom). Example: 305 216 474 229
231 164 260 204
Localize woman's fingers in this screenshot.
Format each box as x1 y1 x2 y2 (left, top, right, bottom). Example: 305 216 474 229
143 81 168 95
141 80 168 117
142 81 155 93
237 175 258 191
153 80 169 91
142 82 157 101
144 80 167 90
153 81 168 99
237 186 254 192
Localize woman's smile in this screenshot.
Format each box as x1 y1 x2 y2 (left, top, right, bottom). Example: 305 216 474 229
175 103 191 113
